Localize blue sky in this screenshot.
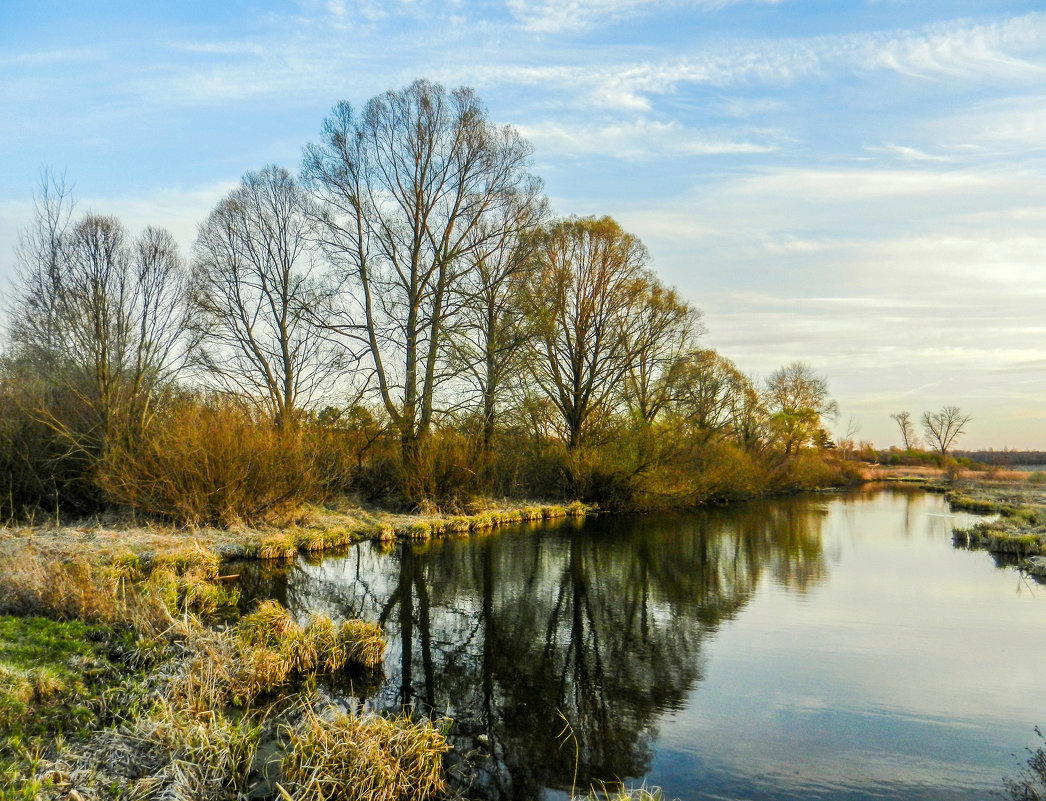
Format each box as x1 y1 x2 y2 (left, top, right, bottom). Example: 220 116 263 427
3 0 1046 449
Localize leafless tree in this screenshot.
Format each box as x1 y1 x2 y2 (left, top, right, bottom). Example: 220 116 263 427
921 406 971 455
672 349 749 444
891 410 918 450
303 80 538 461
728 373 766 450
836 415 861 460
450 179 547 453
520 216 650 451
9 207 191 454
9 169 76 366
192 165 341 427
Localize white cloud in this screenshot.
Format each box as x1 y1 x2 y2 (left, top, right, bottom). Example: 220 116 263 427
0 48 100 67
517 119 776 159
866 144 950 162
506 0 783 34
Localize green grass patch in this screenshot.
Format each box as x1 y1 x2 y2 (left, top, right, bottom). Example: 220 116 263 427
0 616 134 798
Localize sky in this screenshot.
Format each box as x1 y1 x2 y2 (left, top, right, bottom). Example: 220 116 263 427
2 0 1045 450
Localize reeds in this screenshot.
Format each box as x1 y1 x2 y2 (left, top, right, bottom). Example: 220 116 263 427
577 786 668 801
281 709 448 801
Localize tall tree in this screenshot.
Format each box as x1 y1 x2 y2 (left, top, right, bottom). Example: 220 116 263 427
622 282 701 426
672 349 749 444
921 406 971 455
9 170 76 367
303 79 537 460
450 179 546 453
891 410 918 450
192 165 340 427
764 361 838 456
520 216 650 451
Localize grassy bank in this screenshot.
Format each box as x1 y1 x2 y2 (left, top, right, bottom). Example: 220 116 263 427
943 476 1046 579
0 497 601 800
0 518 447 799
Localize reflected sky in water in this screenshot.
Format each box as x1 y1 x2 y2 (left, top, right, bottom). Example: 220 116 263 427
236 488 1046 800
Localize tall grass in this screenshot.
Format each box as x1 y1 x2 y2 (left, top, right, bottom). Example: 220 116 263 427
281 709 448 801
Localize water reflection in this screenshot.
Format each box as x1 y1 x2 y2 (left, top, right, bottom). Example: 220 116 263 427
236 496 828 799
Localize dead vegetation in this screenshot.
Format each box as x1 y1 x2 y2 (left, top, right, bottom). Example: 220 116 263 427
0 527 451 801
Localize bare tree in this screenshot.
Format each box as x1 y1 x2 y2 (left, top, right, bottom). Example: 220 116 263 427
303 79 538 461
450 179 547 453
622 282 702 425
671 349 747 444
520 216 650 451
728 373 766 450
764 361 838 456
921 406 971 455
192 165 340 427
836 415 861 460
9 209 191 454
9 169 76 366
891 410 918 450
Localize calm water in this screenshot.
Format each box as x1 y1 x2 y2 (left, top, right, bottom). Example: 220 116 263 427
238 487 1046 800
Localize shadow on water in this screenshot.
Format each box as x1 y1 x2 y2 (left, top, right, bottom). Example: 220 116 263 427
233 496 829 800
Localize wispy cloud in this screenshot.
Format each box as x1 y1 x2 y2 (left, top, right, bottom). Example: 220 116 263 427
463 13 1046 112
0 48 100 67
506 0 784 34
517 119 777 159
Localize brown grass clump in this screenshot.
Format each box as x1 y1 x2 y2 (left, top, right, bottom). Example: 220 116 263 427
144 544 239 620
445 516 471 533
239 600 299 643
229 601 387 702
135 693 262 798
335 619 386 670
321 526 353 549
294 528 327 552
245 532 300 560
281 709 449 801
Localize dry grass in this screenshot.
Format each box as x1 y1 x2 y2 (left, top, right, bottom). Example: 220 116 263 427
137 696 262 799
577 786 669 801
229 601 386 703
281 709 448 801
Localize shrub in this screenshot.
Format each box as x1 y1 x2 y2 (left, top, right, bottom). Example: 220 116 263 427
398 430 482 509
98 395 323 526
1002 727 1046 801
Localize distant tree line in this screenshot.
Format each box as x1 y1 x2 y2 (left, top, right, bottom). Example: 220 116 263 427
1 80 860 525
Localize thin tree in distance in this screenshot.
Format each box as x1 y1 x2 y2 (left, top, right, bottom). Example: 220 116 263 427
890 411 918 451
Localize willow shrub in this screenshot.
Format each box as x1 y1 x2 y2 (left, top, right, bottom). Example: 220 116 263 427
98 397 323 526
0 375 105 520
396 429 486 510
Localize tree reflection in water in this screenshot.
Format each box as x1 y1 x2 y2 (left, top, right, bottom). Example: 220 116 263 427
234 497 827 800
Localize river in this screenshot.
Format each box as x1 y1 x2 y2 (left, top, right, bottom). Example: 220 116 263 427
236 486 1046 800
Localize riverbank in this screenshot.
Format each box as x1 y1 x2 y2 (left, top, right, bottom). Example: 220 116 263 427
937 475 1046 579
7 474 1039 800
0 498 594 800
